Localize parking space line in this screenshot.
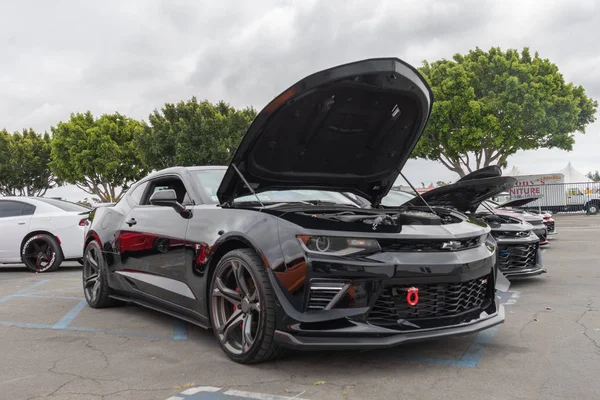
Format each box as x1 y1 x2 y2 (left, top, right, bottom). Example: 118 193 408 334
223 389 309 399
15 294 84 300
173 319 189 340
181 386 221 394
173 386 309 399
52 299 88 328
0 279 49 304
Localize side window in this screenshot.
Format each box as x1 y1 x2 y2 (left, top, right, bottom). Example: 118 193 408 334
141 176 192 206
128 181 149 206
0 201 29 218
22 203 36 215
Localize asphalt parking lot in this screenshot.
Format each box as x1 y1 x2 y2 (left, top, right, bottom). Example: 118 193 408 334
1 214 599 400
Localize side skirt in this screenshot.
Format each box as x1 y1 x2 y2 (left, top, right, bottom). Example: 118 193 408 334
109 294 211 330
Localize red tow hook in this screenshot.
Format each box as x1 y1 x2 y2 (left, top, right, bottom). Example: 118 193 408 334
406 287 419 306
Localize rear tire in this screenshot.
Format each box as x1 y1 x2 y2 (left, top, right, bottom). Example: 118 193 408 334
21 234 63 273
209 249 287 364
82 241 118 308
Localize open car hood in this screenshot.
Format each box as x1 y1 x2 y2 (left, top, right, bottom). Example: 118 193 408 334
457 165 504 182
217 58 433 206
407 176 517 213
406 166 517 213
495 196 542 209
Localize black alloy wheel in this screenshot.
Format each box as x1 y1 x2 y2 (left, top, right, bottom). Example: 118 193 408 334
210 249 286 364
82 241 117 308
21 234 63 273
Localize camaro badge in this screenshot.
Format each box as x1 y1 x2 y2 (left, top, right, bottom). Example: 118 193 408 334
406 287 419 306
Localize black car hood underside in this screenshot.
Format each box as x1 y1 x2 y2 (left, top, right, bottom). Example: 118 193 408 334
496 196 542 209
217 58 433 206
408 176 518 213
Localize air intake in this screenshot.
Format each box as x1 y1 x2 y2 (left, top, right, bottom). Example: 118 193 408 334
307 281 350 310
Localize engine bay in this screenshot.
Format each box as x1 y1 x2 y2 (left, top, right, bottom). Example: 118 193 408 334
282 205 465 233
474 212 521 228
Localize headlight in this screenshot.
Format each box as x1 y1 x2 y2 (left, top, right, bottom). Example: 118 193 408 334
297 235 381 256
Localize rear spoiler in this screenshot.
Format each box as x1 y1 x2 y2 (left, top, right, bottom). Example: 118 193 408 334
77 202 116 215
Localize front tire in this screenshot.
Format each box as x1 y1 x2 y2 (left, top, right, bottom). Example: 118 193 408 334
209 249 286 364
587 202 599 215
82 241 117 308
21 234 63 273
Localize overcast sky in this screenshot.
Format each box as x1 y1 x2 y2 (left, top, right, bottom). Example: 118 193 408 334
1 0 599 200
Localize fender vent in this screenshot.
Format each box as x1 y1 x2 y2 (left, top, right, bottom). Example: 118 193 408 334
307 281 349 310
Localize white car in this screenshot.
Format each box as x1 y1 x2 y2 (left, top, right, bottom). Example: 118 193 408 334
0 197 90 272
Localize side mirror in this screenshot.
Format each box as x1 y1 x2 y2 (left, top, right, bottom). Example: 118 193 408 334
149 189 192 219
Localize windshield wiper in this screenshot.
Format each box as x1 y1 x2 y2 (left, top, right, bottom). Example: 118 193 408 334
300 200 339 205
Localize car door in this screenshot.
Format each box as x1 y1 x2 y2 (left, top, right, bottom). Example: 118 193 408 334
0 200 36 262
115 174 194 309
566 188 585 209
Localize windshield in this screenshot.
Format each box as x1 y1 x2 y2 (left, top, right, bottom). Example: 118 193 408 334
380 190 416 207
191 168 358 206
191 169 227 203
36 198 90 212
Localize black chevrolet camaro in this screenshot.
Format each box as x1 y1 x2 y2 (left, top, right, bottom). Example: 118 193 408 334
83 58 510 364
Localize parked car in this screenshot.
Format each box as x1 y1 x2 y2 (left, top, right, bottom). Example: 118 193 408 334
540 212 556 236
378 167 546 279
480 199 549 245
83 57 508 364
488 195 556 236
0 197 90 272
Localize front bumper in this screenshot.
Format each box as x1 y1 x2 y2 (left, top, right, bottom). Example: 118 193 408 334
532 226 549 245
270 241 502 350
502 267 546 278
274 299 505 350
497 237 545 278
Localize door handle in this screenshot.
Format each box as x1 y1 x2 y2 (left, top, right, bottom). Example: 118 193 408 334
17 222 26 225
125 218 137 227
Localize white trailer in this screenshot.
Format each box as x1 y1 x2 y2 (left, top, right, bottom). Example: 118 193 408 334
505 173 600 213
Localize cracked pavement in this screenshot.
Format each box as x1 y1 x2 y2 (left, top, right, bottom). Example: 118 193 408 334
1 215 600 400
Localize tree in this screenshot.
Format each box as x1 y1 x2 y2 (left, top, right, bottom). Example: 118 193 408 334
586 171 600 182
135 98 257 170
0 128 57 196
50 112 147 202
413 47 598 177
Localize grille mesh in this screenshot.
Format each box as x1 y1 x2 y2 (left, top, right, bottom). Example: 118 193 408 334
367 276 490 325
378 236 481 252
497 243 538 270
544 221 555 233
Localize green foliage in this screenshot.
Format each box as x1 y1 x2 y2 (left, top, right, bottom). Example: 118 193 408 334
586 171 600 182
0 128 57 196
49 111 148 202
135 97 257 170
413 47 598 176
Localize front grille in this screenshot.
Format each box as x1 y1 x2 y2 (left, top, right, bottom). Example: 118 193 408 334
378 236 481 252
497 243 538 270
544 221 555 233
493 230 531 239
367 276 490 326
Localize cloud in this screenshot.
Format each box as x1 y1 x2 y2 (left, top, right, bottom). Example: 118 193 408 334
1 0 599 200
